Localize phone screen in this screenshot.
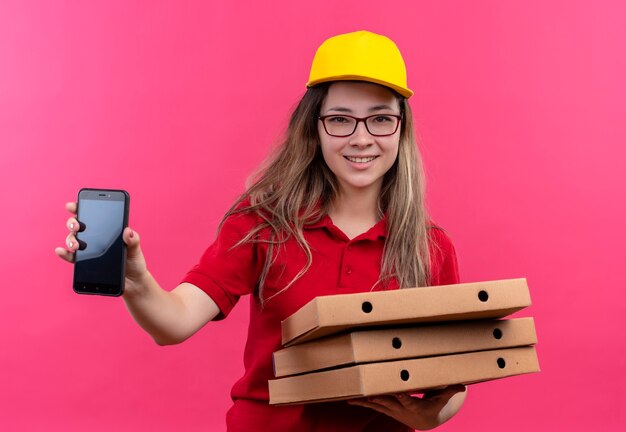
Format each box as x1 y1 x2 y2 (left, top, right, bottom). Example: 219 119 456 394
73 189 129 296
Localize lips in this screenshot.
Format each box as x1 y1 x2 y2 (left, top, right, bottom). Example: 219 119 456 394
344 155 379 163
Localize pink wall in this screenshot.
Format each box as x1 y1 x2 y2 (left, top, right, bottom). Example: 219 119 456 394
1 0 625 430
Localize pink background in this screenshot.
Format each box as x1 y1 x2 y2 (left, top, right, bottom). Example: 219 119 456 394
1 0 624 430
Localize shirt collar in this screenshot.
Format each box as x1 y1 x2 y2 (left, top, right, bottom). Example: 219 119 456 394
304 213 388 240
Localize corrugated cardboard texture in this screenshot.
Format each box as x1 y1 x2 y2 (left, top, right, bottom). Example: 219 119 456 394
269 346 540 405
282 279 531 346
273 317 537 377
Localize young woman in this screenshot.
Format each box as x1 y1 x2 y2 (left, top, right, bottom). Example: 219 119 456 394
56 31 467 431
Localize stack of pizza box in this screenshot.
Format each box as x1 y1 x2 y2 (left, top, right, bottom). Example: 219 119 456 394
268 279 539 405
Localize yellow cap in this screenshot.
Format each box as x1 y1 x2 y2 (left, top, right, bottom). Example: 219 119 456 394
307 30 413 98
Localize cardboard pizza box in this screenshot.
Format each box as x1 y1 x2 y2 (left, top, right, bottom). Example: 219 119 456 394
273 317 537 377
269 346 540 405
282 279 531 346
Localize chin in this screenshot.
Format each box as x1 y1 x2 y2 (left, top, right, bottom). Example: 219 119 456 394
339 177 382 191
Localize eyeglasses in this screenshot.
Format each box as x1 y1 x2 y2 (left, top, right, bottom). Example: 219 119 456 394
318 114 402 137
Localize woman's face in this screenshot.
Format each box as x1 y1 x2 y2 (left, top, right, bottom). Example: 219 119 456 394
318 81 401 198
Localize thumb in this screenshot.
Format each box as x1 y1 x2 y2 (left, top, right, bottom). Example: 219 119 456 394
122 227 142 258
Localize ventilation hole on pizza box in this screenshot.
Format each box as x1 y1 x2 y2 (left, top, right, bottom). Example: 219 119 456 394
493 328 503 339
361 301 373 313
400 370 410 381
392 337 402 349
478 290 489 302
497 358 506 369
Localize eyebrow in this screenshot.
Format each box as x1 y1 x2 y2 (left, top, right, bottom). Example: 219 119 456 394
325 104 396 113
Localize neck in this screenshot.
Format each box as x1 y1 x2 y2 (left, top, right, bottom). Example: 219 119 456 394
329 182 382 222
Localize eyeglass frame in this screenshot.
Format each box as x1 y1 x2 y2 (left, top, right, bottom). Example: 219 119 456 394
318 113 403 137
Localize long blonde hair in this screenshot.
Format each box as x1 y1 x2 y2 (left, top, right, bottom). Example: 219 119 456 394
221 82 432 303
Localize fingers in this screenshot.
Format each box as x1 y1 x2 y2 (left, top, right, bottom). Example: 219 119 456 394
421 385 466 413
54 246 75 263
347 398 394 416
56 203 79 264
395 393 417 409
65 231 85 252
66 231 75 250
446 384 467 394
349 389 467 429
423 385 466 401
66 217 85 234
349 395 403 412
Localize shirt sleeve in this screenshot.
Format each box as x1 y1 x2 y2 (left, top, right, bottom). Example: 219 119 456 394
180 209 265 320
428 226 460 286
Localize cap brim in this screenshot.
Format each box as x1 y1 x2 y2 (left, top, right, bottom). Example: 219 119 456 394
307 75 413 98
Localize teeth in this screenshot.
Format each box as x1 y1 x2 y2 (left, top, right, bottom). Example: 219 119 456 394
345 156 376 163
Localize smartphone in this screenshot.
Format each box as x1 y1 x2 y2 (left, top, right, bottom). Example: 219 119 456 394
73 188 130 296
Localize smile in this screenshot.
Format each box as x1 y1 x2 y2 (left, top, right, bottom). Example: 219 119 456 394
344 156 378 163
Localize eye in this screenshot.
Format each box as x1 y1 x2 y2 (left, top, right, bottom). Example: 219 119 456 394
372 115 394 123
326 115 350 123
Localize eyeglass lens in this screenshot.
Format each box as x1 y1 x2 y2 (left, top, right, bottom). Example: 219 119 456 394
322 115 399 137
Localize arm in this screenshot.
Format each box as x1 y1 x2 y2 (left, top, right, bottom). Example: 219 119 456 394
122 277 220 346
56 202 220 345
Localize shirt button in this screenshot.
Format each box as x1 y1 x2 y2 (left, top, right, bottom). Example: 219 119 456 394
346 266 352 275
347 245 353 251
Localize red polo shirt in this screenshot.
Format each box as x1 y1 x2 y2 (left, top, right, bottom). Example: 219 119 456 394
182 204 459 432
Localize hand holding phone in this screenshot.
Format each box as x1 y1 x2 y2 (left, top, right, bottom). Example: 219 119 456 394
72 188 130 296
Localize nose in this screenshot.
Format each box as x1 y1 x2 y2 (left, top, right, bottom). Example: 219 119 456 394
349 120 374 147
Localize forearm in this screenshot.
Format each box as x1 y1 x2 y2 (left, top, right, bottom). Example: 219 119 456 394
122 271 195 345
